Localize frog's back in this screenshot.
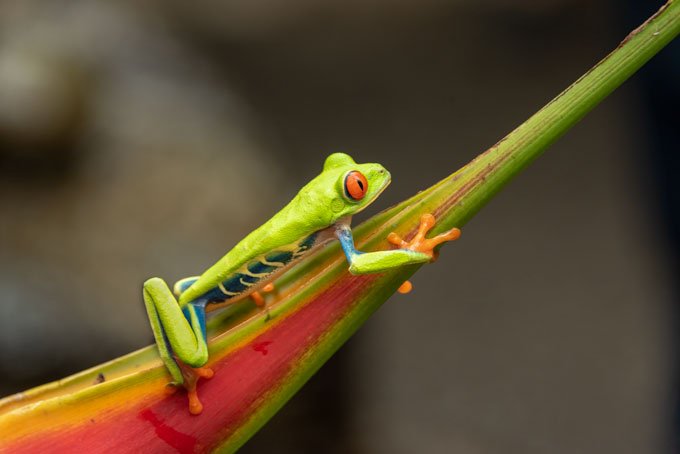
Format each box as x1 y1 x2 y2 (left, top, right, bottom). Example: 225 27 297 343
178 193 332 306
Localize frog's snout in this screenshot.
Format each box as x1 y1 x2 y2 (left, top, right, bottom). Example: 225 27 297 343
377 168 391 183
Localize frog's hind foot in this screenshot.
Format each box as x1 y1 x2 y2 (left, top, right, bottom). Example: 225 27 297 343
251 283 276 320
173 359 214 415
251 283 275 307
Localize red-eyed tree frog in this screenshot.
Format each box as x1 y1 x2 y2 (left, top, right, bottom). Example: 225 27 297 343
143 152 460 414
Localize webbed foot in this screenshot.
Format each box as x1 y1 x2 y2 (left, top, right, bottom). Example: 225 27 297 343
169 360 214 415
387 214 461 261
250 283 275 308
251 283 275 320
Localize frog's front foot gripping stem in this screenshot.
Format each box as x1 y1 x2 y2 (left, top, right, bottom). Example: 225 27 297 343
388 214 461 293
339 213 460 275
388 214 461 259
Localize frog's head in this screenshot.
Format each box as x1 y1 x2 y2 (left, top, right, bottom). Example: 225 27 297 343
310 152 391 224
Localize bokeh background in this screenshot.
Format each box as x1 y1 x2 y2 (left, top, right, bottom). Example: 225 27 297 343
0 1 678 453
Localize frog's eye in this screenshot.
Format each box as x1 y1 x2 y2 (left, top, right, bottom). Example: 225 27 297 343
344 170 368 201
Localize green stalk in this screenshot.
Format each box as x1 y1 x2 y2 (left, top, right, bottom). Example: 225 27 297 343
431 0 680 231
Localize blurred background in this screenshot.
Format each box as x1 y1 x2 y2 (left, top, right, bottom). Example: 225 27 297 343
0 0 678 453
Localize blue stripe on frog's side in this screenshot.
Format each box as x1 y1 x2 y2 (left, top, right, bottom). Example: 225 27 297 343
182 302 207 339
176 277 199 295
191 232 319 306
247 261 277 276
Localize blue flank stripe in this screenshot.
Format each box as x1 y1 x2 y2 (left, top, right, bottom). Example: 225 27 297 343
248 261 277 275
182 301 207 340
265 250 294 264
223 274 249 294
202 286 229 303
298 232 318 251
201 233 320 306
239 273 259 284
177 278 198 294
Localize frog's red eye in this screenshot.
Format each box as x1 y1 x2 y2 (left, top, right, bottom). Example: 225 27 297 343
344 171 368 201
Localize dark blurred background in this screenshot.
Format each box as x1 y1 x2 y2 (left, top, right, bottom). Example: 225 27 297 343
0 1 678 453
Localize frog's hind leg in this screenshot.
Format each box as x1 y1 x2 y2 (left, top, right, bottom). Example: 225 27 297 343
173 275 200 298
143 277 212 414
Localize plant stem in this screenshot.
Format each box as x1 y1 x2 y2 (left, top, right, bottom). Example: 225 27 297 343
431 0 680 231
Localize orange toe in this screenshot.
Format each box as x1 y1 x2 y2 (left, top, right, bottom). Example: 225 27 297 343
251 283 276 308
251 291 265 307
398 280 413 294
175 360 214 415
387 232 408 248
388 214 461 260
188 389 203 415
194 366 214 379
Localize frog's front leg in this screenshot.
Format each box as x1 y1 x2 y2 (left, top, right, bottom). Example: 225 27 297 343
143 277 212 414
336 214 460 275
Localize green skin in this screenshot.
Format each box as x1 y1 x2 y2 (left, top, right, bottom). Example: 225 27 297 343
143 153 431 385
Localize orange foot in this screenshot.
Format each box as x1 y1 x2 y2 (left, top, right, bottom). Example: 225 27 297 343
250 283 275 308
387 213 461 261
390 214 460 296
170 359 214 415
